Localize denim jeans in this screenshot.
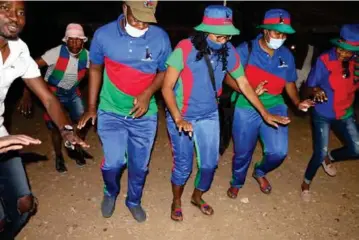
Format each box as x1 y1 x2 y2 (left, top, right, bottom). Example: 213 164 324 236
231 104 288 188
0 152 33 239
43 88 84 129
304 111 359 183
167 110 219 192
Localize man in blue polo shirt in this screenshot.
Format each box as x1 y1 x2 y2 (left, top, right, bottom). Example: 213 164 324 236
78 0 171 222
224 9 314 198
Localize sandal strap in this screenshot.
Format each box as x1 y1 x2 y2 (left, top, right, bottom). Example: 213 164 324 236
229 187 239 194
171 205 183 218
199 200 210 209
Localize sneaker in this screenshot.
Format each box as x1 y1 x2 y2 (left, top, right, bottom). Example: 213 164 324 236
128 205 147 223
101 195 116 218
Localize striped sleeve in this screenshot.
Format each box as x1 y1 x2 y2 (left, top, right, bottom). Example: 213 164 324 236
165 40 191 72
227 44 245 79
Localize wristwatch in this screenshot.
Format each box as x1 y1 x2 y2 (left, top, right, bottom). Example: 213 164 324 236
61 125 74 132
61 125 75 150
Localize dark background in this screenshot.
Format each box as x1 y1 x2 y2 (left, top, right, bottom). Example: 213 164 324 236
6 1 359 122
21 1 359 56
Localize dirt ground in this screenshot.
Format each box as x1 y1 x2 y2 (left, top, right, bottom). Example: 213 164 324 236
9 101 359 240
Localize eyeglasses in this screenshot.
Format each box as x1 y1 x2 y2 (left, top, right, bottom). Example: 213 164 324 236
342 60 350 79
214 35 232 41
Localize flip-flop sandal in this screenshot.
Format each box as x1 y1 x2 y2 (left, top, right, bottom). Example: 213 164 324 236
227 187 239 199
171 204 183 222
190 199 214 216
252 174 272 194
322 161 337 177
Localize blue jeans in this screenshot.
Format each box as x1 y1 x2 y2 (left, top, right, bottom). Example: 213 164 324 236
231 105 288 188
0 152 34 239
97 110 157 208
44 88 84 129
304 112 359 183
167 110 219 192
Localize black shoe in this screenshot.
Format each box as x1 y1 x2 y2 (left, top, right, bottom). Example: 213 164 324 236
82 150 94 159
67 147 86 167
128 205 147 223
55 155 67 173
75 157 86 167
101 195 116 218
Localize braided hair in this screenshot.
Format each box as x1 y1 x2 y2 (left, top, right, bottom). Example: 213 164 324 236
190 31 229 71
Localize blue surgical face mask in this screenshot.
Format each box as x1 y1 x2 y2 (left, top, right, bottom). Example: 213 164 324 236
206 37 224 50
266 37 286 50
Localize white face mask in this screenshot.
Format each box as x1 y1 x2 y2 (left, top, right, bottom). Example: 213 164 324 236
124 16 148 38
266 37 286 50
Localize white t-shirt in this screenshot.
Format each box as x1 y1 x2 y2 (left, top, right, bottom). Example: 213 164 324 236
42 45 89 90
0 38 41 137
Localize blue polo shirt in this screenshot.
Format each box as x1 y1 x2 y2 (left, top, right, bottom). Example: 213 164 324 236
307 48 359 120
90 14 172 116
233 34 297 109
165 39 245 119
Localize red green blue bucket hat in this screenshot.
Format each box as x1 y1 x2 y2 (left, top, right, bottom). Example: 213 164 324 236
194 5 240 36
257 9 296 34
330 24 359 52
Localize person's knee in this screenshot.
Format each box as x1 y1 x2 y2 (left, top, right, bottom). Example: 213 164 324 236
200 159 218 171
128 165 149 179
313 145 328 162
17 195 37 215
265 149 287 163
172 164 192 186
233 150 254 163
101 157 126 170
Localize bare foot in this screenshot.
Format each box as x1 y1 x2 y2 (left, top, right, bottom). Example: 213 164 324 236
301 181 311 202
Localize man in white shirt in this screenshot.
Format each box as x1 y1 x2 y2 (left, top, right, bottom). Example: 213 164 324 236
0 1 88 238
18 23 91 173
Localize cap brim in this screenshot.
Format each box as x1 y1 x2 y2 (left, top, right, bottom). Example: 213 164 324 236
330 38 359 52
194 23 240 36
62 36 88 43
131 8 157 23
257 24 296 34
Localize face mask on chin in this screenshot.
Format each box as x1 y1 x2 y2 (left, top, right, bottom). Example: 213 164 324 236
124 16 148 38
266 37 286 50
